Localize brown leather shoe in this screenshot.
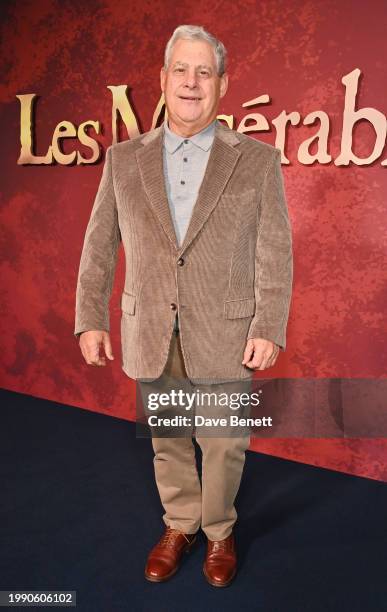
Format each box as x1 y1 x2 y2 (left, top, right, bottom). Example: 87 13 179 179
203 532 237 587
145 526 197 582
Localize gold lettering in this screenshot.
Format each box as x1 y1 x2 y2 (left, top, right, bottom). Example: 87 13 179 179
107 85 141 143
17 94 52 165
273 111 300 164
51 121 77 165
16 69 387 167
298 111 331 165
336 68 387 166
77 121 101 164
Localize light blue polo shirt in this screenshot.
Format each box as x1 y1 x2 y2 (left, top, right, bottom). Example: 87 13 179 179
162 117 217 246
162 117 217 331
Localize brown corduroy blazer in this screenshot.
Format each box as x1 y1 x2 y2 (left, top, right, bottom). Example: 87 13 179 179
74 119 293 383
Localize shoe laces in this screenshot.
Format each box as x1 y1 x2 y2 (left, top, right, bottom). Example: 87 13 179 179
159 527 191 548
210 537 233 553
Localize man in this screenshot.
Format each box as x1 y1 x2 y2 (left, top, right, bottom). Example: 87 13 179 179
74 24 293 587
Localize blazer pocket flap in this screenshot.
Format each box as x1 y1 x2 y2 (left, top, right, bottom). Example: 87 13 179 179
121 291 136 315
224 297 255 319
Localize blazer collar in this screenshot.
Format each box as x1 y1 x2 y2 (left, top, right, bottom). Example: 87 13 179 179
135 118 241 254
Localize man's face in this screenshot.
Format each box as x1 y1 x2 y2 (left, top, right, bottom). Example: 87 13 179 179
160 38 228 135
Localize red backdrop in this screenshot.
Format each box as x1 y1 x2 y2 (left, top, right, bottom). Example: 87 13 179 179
1 0 386 480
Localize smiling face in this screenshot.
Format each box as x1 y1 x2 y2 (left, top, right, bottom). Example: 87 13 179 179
160 37 228 137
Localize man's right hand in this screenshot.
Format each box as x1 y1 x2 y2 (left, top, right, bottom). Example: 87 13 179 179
79 330 114 366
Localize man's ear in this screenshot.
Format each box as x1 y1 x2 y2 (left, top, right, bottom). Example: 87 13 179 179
160 67 166 93
219 72 229 98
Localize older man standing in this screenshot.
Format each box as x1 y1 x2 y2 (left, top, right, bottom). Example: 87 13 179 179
75 24 293 587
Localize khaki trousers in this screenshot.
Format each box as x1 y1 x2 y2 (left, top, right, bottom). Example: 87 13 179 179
139 329 251 541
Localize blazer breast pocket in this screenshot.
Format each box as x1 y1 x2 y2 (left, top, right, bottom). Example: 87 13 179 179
121 291 136 315
224 297 255 319
219 187 257 207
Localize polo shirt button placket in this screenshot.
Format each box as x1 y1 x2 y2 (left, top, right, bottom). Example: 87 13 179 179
181 139 190 186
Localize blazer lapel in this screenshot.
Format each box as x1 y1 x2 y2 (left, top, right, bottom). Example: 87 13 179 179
179 122 241 255
135 125 178 250
135 119 242 254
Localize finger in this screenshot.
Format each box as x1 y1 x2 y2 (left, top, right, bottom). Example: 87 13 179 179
103 335 114 360
86 355 106 366
257 353 272 370
267 350 279 369
257 344 277 369
86 342 106 366
242 340 254 365
264 350 276 369
245 347 265 370
265 355 275 369
265 345 280 369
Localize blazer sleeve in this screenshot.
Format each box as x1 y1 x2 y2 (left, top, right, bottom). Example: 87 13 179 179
74 145 121 338
247 148 293 350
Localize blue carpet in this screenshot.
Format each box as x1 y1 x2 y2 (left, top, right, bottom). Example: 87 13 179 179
0 389 386 612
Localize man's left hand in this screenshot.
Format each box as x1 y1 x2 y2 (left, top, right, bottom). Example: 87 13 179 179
242 338 279 370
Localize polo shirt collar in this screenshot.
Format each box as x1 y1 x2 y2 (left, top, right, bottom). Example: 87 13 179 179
163 118 217 154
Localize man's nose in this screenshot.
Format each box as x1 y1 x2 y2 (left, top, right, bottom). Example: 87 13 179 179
183 70 199 88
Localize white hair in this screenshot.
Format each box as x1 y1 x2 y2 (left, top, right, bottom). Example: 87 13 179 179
163 24 227 77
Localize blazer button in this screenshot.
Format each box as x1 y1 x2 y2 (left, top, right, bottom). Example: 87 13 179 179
170 303 177 310
177 257 185 266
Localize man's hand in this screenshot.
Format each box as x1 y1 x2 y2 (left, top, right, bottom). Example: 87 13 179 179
242 337 279 371
79 330 114 366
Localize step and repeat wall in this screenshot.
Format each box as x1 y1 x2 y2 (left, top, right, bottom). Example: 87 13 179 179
1 0 386 479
